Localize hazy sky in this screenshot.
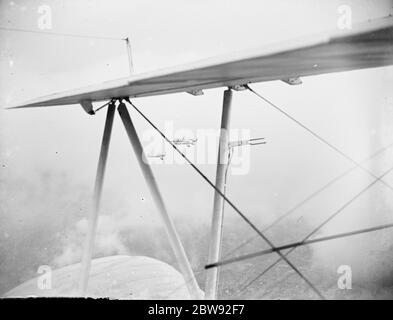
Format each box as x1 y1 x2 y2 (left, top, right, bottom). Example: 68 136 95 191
1 0 393 296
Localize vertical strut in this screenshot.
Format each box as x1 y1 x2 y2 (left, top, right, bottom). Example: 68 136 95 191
78 104 116 296
125 37 134 75
205 89 233 299
117 103 202 300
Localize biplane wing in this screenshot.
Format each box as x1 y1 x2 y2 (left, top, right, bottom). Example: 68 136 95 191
7 16 393 109
4 255 196 299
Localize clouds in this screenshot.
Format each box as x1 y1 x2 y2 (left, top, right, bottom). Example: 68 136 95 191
53 215 129 267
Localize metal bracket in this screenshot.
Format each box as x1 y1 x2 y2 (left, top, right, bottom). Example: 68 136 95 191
187 89 204 96
228 137 266 148
282 77 303 85
80 100 95 115
230 84 247 91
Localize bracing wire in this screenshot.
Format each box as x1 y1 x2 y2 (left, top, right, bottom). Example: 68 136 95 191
221 141 393 260
94 99 115 113
231 85 393 297
0 26 124 41
207 222 393 269
124 98 326 300
246 85 393 193
169 145 393 299
235 164 393 296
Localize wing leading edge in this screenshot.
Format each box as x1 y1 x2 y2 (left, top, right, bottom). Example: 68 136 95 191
7 16 393 110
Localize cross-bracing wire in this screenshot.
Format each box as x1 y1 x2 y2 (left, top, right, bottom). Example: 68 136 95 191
235 163 393 297
207 222 393 269
246 85 393 192
224 85 393 297
124 98 326 299
221 141 393 260
163 219 393 299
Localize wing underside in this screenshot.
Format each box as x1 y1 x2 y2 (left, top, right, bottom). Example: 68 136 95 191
8 16 393 109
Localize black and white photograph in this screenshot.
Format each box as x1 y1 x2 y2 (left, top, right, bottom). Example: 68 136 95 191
1 0 393 307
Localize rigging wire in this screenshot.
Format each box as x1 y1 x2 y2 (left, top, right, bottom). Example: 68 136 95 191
221 141 393 260
235 164 393 296
94 99 115 113
246 85 393 193
169 214 393 298
124 98 326 300
0 26 125 41
207 222 393 269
